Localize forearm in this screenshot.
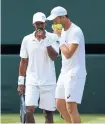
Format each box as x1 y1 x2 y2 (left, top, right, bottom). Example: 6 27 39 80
58 37 72 59
60 43 79 59
60 44 72 59
18 58 27 94
47 46 58 61
59 36 78 59
19 59 28 76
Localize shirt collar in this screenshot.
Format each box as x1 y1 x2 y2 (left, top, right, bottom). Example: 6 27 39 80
31 30 48 41
31 31 37 41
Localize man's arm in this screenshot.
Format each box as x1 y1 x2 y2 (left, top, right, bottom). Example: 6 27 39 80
19 58 28 76
17 58 28 95
53 28 80 59
60 43 78 59
47 46 58 61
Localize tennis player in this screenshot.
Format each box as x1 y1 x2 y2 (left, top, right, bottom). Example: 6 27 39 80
47 6 87 123
17 12 59 123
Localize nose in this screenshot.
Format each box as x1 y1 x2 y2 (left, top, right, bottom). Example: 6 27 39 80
37 24 43 28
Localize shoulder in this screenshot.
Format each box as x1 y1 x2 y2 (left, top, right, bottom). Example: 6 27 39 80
23 33 33 41
21 32 33 45
72 23 83 36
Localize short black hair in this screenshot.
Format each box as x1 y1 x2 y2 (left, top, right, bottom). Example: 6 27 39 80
59 15 69 18
65 14 69 18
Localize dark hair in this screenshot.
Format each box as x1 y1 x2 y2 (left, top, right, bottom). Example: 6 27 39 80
65 14 69 18
59 14 69 19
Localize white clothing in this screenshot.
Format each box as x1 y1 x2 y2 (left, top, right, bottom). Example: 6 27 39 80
25 84 56 111
56 73 86 104
56 23 87 104
20 31 59 85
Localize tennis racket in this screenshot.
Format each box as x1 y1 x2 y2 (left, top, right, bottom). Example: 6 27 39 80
20 94 26 123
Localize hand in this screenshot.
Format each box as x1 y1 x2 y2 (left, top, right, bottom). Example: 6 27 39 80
52 24 63 30
52 24 63 37
17 85 25 96
53 29 62 37
35 29 46 41
58 37 66 47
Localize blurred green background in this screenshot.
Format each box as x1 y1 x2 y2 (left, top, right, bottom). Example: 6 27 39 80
1 0 105 44
1 0 105 115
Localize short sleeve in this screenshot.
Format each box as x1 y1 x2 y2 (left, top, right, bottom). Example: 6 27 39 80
20 37 28 58
68 29 83 44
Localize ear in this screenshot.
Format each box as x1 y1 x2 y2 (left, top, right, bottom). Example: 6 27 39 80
45 22 47 26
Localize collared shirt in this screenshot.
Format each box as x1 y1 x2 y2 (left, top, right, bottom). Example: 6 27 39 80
20 31 59 85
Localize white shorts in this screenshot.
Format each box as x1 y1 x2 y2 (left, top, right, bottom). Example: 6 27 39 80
25 84 56 111
55 73 86 104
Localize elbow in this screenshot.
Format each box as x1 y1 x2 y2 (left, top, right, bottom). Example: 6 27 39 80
65 54 71 59
51 56 57 61
20 58 28 65
64 51 73 59
50 57 56 61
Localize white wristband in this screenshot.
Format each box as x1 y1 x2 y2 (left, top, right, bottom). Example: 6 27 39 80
18 76 25 85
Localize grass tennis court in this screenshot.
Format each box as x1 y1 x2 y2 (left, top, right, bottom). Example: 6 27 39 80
1 113 105 123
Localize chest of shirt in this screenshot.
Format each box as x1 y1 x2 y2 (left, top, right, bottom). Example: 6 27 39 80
27 40 47 56
62 30 74 43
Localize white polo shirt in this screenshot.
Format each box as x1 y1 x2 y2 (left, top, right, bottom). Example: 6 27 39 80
61 23 87 77
20 31 59 85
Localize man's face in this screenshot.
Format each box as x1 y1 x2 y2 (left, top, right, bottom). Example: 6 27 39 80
33 21 46 30
53 16 66 27
35 29 45 40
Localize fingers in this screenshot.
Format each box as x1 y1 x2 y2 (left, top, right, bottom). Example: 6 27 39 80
18 90 24 96
17 85 24 96
53 30 62 37
17 89 23 96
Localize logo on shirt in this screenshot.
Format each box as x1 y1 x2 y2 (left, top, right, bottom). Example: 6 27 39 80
57 41 60 44
67 94 71 99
